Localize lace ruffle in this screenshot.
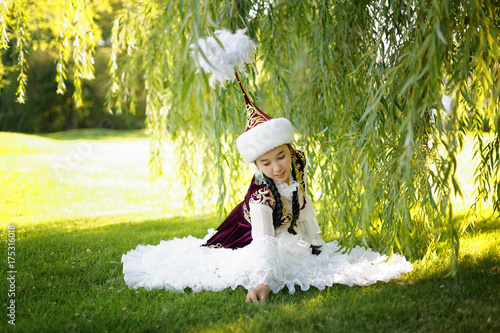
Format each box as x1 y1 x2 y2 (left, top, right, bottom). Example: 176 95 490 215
274 175 299 200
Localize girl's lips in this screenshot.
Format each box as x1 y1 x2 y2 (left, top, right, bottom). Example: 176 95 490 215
275 171 286 178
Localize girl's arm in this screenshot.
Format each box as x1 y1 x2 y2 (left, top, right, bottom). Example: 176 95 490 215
245 202 277 304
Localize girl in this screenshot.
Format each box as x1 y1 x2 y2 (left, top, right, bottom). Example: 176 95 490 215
121 29 412 304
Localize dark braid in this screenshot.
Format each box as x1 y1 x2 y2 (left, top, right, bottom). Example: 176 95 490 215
288 165 300 235
263 173 284 230
262 149 301 234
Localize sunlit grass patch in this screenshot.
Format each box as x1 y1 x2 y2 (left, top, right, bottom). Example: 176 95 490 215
1 130 187 227
0 132 61 155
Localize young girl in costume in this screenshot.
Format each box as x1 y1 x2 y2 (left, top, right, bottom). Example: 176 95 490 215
122 29 412 304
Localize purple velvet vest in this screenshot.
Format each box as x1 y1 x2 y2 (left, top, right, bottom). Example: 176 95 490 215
202 150 306 249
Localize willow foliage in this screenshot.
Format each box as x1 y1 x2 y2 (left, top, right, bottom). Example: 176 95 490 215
2 0 499 271
0 0 110 105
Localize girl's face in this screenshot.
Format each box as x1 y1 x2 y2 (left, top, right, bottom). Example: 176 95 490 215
255 144 292 184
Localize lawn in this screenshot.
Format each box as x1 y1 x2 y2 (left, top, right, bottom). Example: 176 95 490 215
1 129 498 332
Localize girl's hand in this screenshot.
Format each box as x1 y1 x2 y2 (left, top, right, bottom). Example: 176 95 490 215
245 284 269 305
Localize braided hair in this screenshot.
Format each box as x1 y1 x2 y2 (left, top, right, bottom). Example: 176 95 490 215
262 149 300 234
289 165 300 235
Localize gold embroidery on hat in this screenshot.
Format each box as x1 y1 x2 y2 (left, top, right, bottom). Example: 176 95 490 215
246 104 268 129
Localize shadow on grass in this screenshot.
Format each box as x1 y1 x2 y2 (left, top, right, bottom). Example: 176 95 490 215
464 212 500 233
3 214 499 332
17 213 216 240
12 214 219 282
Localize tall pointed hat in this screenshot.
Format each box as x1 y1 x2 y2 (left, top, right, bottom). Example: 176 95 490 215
191 28 294 163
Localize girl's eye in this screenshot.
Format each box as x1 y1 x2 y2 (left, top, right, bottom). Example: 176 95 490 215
263 163 270 166
278 155 285 160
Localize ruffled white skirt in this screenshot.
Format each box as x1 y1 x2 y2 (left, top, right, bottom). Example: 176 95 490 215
122 229 413 294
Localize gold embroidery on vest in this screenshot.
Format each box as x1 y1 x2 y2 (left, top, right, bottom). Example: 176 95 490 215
249 188 276 209
280 204 293 226
243 204 252 224
292 151 305 194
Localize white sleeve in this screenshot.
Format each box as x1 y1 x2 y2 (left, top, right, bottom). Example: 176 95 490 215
249 203 275 239
295 193 326 247
243 203 283 288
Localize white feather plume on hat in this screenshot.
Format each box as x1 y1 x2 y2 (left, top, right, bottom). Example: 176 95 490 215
190 28 256 88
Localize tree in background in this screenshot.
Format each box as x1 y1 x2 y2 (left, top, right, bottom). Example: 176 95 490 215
1 0 499 272
0 0 144 132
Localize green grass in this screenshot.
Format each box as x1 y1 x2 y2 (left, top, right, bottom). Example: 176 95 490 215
1 130 499 332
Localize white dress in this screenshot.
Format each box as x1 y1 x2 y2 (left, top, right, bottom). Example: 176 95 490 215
122 174 413 294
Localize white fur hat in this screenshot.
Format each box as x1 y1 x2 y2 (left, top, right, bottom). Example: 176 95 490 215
237 117 295 163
